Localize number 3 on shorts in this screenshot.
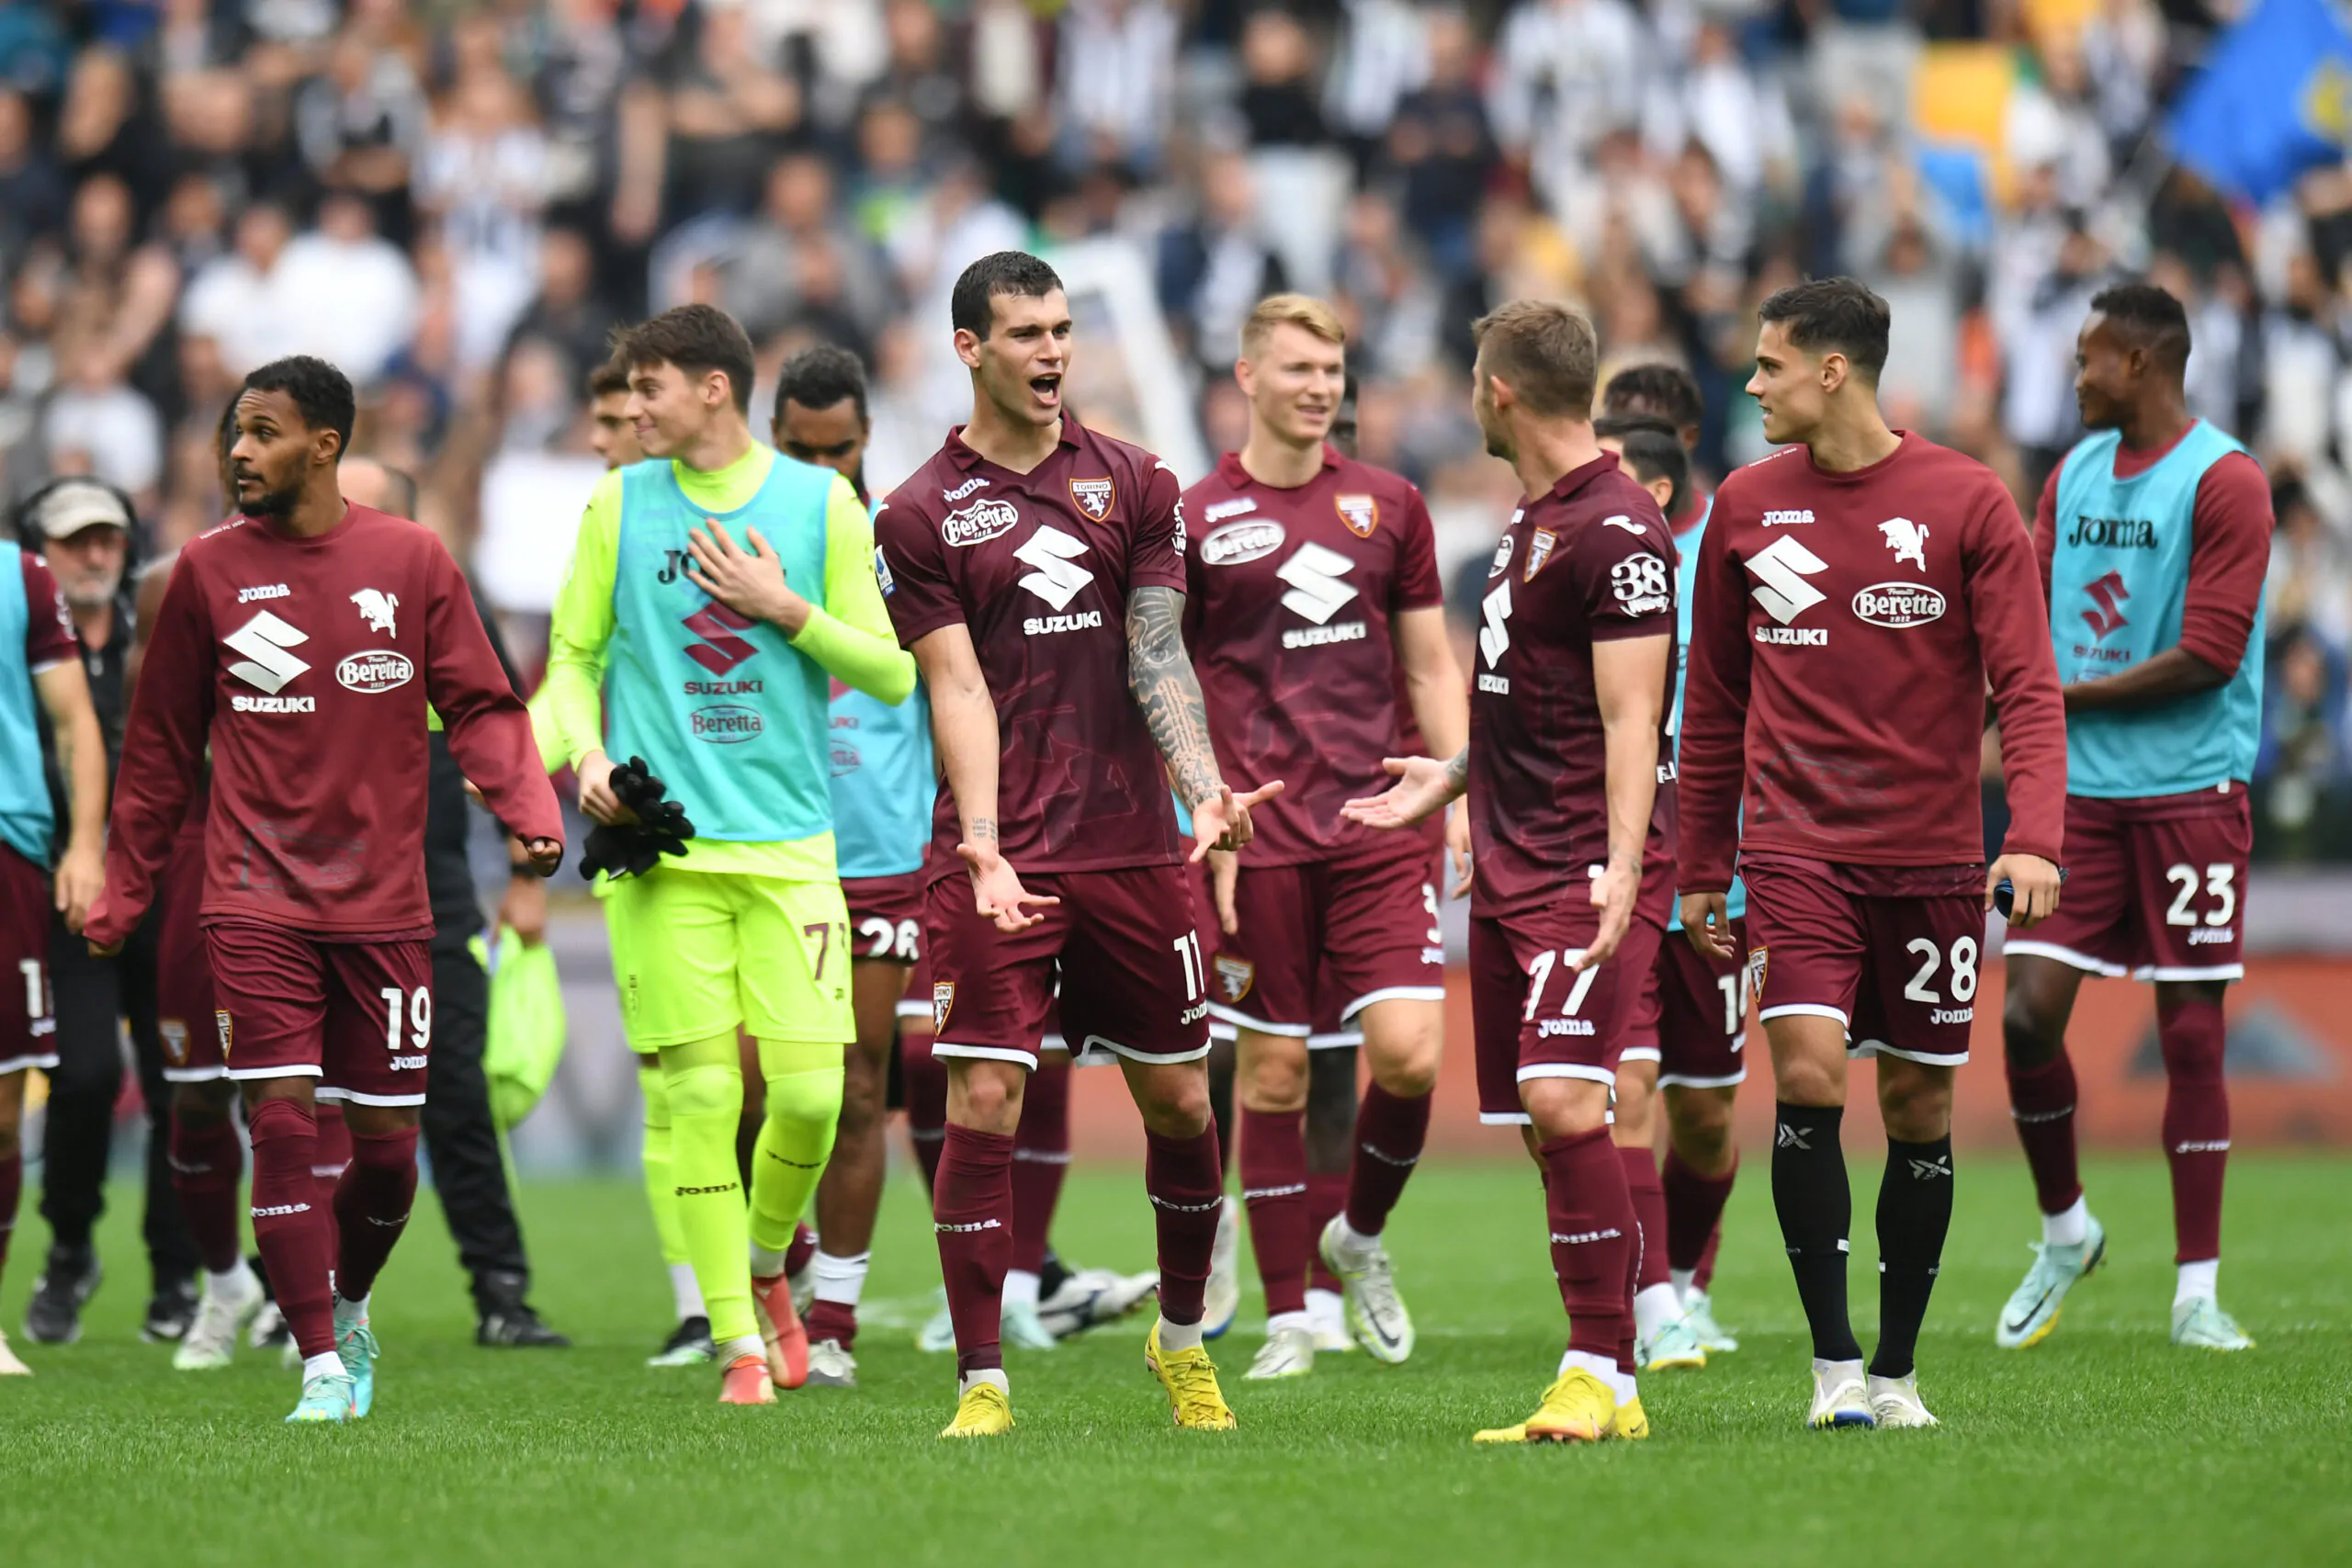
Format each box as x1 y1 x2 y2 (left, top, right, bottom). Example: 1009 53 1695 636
379 987 430 1052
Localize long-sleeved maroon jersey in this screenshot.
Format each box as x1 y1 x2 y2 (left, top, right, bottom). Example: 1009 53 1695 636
1677 433 2065 892
86 504 560 945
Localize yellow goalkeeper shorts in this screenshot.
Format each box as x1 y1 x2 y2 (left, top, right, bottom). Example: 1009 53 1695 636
603 867 853 1050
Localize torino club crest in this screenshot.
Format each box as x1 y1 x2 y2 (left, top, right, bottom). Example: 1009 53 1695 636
933 982 956 1033
1069 478 1114 521
1334 492 1378 536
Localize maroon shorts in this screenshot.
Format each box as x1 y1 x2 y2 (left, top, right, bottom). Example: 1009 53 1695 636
1469 899 1657 1125
156 829 221 1081
1648 918 1751 1089
206 920 435 1105
845 869 924 967
1741 855 1984 1067
2005 787 2251 983
924 863 1211 1069
0 845 57 1074
1205 846 1444 1038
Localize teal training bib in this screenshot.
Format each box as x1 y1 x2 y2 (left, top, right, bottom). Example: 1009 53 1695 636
1668 502 1743 930
606 455 840 844
2049 423 2264 797
0 548 55 865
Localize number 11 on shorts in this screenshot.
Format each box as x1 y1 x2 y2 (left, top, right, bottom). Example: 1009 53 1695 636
1172 931 1204 1000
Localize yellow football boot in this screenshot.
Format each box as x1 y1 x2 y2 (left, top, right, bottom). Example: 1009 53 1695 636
1611 1393 1651 1440
1145 1323 1237 1429
938 1380 1014 1438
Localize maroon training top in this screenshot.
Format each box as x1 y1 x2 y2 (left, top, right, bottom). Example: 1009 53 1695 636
86 503 560 945
877 415 1186 874
1678 432 2067 893
1181 447 1444 866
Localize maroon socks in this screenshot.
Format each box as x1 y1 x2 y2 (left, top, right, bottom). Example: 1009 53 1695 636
1661 1145 1736 1280
332 1124 418 1303
1145 1126 1224 1326
2007 1053 2084 1217
1240 1107 1310 1318
170 1113 246 1274
901 1033 947 1193
933 1124 1013 1376
247 1099 335 1359
1539 1127 1635 1363
1012 1062 1071 1276
1344 1082 1430 1237
2159 992 2229 1263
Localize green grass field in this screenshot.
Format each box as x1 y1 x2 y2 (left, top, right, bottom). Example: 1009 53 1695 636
3 1152 2346 1567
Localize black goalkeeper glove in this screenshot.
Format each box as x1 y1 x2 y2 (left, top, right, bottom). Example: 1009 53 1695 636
578 756 695 880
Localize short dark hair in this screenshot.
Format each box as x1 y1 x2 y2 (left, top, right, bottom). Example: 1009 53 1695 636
1600 363 1704 432
1757 276 1891 382
1471 299 1599 418
241 355 356 456
774 344 870 427
2088 280 2191 373
613 304 756 414
1595 414 1689 516
951 251 1064 340
588 355 632 399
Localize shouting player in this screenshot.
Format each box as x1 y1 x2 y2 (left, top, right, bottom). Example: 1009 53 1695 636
543 306 915 1404
88 355 563 1422
1678 278 2067 1430
1180 294 1466 1378
1997 283 2273 1353
1599 371 1745 1356
1347 299 1676 1444
0 520 107 1376
768 343 934 1387
876 251 1276 1438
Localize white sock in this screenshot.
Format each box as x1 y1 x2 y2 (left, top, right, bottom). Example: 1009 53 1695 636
2043 1195 2089 1247
209 1262 256 1296
670 1262 706 1320
811 1248 870 1308
1266 1309 1313 1335
302 1351 347 1383
1002 1269 1042 1310
959 1367 1010 1396
1330 1215 1379 1259
333 1292 368 1329
748 1243 787 1278
1157 1314 1204 1352
1556 1348 1617 1384
1634 1281 1683 1341
2177 1258 2219 1305
1611 1368 1639 1404
1306 1287 1343 1316
718 1333 764 1365
1669 1267 1697 1300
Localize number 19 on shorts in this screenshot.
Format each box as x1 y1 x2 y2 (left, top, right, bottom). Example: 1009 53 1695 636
379 986 431 1066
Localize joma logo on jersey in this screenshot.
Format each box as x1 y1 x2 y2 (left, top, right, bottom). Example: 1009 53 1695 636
1203 496 1258 524
1069 477 1115 521
237 583 288 603
2065 514 2157 549
1745 535 1827 625
1334 492 1378 536
942 475 988 502
683 603 760 675
1014 525 1095 612
944 497 1020 547
224 610 311 694
1762 509 1815 525
2081 570 2131 640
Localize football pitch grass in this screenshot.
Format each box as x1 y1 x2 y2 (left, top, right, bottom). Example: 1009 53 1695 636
3 1153 2346 1567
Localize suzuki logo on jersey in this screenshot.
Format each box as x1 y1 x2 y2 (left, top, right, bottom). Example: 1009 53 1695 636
1880 517 1929 570
1277 542 1360 626
2082 570 2131 641
1334 492 1378 536
1015 525 1095 612
1069 477 1115 521
350 588 399 636
1477 579 1512 674
1746 535 1827 625
683 603 760 675
224 610 311 694
944 497 1020 547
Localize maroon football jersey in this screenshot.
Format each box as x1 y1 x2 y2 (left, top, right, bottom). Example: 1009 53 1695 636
877 417 1185 874
1677 433 2066 892
1468 453 1678 919
87 505 560 945
1181 448 1443 865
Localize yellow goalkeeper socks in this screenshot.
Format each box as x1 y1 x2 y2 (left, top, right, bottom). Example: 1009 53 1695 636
662 1047 754 1347
747 1038 845 1265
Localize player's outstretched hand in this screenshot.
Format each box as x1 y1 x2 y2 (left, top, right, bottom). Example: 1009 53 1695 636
1679 892 1736 959
1206 847 1239 936
1340 756 1456 832
686 523 808 633
1986 852 2063 927
1445 800 1473 899
1577 857 1640 970
958 840 1058 933
1188 781 1283 858
576 750 638 827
